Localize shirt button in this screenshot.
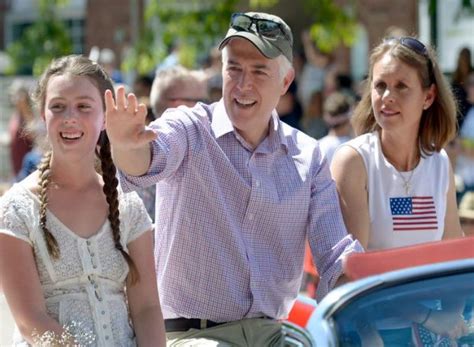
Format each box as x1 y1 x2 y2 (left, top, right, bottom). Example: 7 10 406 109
105 336 109 340
86 240 91 245
101 310 105 315
248 213 254 221
255 180 260 188
103 324 107 329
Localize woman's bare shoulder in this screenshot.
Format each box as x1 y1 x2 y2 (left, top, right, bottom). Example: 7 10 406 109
331 145 366 175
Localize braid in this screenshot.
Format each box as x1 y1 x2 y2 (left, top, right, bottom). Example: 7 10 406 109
98 132 139 284
32 55 118 262
37 151 60 259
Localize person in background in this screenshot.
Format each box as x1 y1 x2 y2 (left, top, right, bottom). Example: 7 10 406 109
451 47 472 128
133 75 155 127
0 55 165 346
8 79 35 178
207 74 223 103
149 66 209 118
459 191 474 237
203 46 223 73
456 70 474 197
136 66 209 221
297 30 332 112
15 118 46 182
298 32 333 140
155 41 181 73
202 46 224 103
301 90 328 139
133 75 154 101
276 81 303 129
105 11 362 346
331 36 466 343
318 92 354 164
99 48 124 84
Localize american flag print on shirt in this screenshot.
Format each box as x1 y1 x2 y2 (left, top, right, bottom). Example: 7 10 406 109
389 196 437 231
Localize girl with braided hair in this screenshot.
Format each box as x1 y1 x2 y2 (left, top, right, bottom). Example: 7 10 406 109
0 55 165 346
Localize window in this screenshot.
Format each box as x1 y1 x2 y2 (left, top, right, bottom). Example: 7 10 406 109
331 272 474 346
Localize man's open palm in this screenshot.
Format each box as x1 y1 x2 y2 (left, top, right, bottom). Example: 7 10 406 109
105 86 157 150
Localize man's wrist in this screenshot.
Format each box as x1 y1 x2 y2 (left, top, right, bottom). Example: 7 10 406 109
111 144 152 176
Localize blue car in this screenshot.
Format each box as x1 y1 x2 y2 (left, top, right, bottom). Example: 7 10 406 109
285 237 474 347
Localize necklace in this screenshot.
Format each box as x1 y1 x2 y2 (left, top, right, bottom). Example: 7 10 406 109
396 169 415 195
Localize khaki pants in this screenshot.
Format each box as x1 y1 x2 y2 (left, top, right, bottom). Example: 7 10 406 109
166 318 283 347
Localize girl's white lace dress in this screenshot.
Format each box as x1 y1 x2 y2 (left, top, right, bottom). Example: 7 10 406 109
0 184 152 346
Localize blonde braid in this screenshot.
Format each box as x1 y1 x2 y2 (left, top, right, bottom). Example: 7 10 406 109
37 151 60 259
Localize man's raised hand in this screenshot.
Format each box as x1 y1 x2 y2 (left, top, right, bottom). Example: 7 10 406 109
105 86 157 150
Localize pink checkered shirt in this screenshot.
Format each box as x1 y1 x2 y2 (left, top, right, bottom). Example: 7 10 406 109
119 100 363 322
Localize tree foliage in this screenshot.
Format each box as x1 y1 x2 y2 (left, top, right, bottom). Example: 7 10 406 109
123 0 358 75
123 0 238 74
305 0 357 53
249 0 279 7
6 0 73 76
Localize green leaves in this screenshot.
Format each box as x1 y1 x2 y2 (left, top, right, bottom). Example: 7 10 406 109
6 0 73 76
249 0 279 7
123 0 358 74
305 0 357 53
123 0 237 74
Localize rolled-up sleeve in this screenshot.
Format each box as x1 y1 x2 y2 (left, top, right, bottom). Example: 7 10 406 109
307 153 364 300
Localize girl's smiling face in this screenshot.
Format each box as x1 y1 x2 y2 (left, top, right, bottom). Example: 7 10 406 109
43 74 105 160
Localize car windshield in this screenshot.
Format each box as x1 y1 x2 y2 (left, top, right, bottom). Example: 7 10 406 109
331 272 474 347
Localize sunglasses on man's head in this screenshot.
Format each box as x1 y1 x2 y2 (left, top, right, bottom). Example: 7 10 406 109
385 36 434 84
230 13 290 41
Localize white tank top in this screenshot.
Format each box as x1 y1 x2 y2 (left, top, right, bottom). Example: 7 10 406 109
343 132 449 250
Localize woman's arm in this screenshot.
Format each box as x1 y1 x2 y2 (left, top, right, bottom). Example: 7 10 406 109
443 162 464 239
126 230 166 347
331 146 371 249
0 235 69 345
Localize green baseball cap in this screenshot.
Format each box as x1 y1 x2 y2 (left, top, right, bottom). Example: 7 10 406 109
219 12 294 62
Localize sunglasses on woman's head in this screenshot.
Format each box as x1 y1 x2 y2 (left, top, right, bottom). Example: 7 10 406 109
384 36 435 84
230 13 290 41
385 37 429 57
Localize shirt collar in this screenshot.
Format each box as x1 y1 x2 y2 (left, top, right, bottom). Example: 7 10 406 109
211 100 288 153
259 111 288 154
211 100 234 139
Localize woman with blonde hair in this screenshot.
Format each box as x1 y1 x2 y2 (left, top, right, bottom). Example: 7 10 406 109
0 55 165 346
332 37 463 250
331 37 466 343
